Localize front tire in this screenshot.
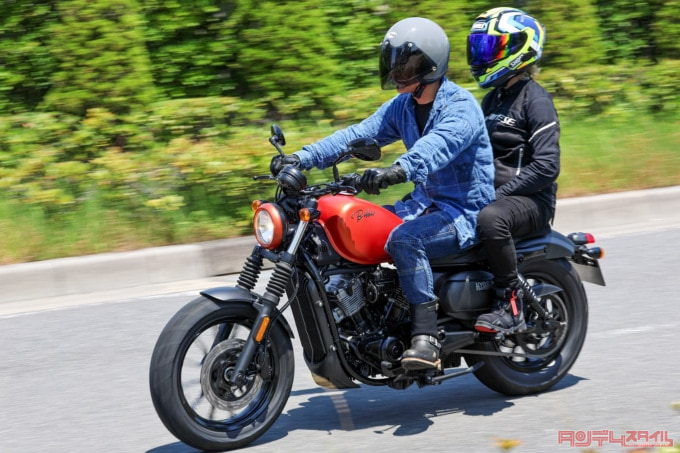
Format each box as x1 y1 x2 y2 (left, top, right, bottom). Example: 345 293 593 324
465 258 588 396
149 296 294 451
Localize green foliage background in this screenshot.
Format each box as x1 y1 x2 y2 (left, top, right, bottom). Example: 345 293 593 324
0 0 679 263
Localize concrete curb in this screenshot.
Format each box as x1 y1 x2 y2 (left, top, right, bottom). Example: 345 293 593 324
0 237 257 303
553 185 680 236
2 186 680 303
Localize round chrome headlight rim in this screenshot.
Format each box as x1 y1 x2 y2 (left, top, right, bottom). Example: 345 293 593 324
253 203 285 249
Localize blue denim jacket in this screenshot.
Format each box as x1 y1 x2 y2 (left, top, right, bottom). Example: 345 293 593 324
295 78 495 249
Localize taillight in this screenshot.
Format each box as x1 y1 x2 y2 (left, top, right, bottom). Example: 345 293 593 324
569 232 604 260
567 232 595 245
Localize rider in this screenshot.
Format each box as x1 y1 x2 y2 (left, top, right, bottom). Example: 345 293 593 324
467 8 561 334
271 17 495 370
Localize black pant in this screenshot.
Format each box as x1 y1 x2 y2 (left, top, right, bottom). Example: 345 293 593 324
477 195 553 289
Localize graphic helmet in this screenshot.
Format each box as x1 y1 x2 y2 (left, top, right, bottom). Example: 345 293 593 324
467 7 545 88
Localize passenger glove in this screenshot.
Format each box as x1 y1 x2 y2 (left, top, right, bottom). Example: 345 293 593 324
360 164 407 195
270 154 301 176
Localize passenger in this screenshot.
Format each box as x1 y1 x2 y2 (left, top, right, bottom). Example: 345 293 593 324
467 7 561 334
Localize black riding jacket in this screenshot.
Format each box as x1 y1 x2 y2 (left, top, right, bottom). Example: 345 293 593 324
481 77 560 212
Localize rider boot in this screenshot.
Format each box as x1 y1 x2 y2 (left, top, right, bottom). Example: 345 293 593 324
402 299 441 370
475 287 527 334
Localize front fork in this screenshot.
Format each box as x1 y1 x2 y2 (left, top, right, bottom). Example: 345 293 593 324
228 220 308 386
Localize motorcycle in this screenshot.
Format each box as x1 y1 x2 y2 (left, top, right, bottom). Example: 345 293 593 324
149 125 606 451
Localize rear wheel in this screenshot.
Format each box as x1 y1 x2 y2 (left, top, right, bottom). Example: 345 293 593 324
149 297 294 451
465 258 588 396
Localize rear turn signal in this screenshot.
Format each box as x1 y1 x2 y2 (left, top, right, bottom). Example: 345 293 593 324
586 246 604 259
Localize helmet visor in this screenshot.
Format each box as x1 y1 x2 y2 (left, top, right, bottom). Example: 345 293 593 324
467 33 526 67
380 42 437 90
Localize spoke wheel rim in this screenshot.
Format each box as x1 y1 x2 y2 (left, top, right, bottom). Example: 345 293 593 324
497 281 569 372
178 320 274 430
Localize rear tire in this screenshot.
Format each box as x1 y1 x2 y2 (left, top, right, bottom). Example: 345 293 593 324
149 296 294 451
465 258 588 396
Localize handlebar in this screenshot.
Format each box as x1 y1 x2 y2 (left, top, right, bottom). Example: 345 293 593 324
339 173 363 192
292 172 364 197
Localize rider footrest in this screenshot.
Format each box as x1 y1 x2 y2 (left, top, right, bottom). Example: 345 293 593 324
429 362 484 384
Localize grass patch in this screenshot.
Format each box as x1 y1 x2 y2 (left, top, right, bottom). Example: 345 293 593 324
559 115 680 197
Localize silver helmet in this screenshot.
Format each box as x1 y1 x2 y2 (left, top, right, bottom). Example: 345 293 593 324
379 17 450 90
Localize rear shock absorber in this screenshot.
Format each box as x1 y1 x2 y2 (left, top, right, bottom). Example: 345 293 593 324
517 273 549 319
517 273 539 304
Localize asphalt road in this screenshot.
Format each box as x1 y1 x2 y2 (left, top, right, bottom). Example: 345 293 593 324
1 227 679 452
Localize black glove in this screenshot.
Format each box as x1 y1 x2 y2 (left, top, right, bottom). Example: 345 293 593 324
270 154 301 176
360 164 406 195
340 173 363 192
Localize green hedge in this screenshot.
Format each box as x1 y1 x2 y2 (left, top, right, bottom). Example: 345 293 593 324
3 0 678 117
1 62 677 242
1 0 678 263
542 61 680 117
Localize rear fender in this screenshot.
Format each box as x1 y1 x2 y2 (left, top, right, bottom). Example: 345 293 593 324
201 286 295 339
520 231 605 286
517 230 574 261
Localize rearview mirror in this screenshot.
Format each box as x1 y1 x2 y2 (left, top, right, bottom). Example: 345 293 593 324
270 124 286 146
347 138 381 161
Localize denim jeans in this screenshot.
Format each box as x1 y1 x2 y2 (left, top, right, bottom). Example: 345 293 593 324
385 209 468 305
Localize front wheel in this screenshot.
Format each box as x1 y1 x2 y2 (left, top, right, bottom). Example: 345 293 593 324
149 296 294 451
464 258 588 396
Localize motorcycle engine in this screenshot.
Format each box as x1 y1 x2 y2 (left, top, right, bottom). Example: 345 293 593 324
326 273 365 323
325 268 408 329
325 267 410 377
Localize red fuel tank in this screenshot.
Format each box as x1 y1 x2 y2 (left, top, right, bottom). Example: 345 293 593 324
317 194 403 265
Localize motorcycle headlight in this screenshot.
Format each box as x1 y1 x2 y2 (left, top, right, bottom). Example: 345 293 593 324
253 202 286 250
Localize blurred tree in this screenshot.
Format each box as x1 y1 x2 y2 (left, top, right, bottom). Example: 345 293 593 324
320 0 387 90
517 0 606 68
141 0 239 98
228 0 343 118
0 0 676 119
0 0 58 113
41 0 157 116
596 0 657 63
653 0 680 59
